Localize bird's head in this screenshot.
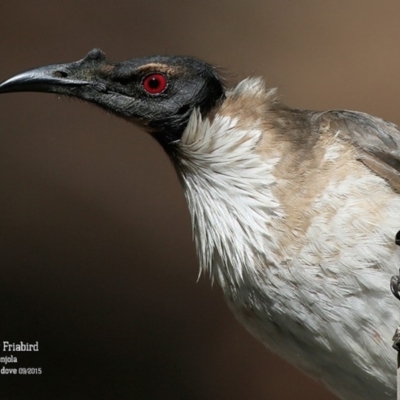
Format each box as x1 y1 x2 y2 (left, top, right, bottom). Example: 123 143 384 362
0 48 225 148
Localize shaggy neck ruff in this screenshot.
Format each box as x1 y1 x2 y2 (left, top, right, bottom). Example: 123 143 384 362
173 78 283 288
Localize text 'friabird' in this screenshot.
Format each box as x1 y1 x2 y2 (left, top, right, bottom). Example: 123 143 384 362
3 341 39 352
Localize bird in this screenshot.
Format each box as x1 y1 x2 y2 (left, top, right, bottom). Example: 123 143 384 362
0 48 400 400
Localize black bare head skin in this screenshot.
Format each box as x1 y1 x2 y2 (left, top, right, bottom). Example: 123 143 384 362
0 49 226 148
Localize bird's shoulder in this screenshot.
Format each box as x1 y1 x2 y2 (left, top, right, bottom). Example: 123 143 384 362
310 109 400 192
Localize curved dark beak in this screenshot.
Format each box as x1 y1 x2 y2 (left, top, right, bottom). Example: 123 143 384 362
0 63 90 95
0 49 135 118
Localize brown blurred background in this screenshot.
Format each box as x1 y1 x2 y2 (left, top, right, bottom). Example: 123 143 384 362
1 1 400 399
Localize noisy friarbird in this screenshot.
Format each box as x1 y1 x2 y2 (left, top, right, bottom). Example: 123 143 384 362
1 49 400 400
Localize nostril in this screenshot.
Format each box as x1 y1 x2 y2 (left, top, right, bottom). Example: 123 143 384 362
53 70 68 78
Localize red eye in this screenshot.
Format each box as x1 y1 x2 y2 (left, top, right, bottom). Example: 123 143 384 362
142 73 168 94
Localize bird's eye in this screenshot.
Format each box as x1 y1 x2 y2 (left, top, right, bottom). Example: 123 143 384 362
142 73 168 94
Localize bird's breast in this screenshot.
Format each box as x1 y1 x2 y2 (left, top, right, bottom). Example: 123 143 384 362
176 108 400 400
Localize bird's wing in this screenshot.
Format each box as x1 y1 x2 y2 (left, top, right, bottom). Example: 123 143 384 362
315 110 400 192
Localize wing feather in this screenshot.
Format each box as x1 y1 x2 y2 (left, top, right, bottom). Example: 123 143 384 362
315 110 400 191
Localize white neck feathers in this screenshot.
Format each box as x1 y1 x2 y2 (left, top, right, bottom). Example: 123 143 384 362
175 78 282 287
